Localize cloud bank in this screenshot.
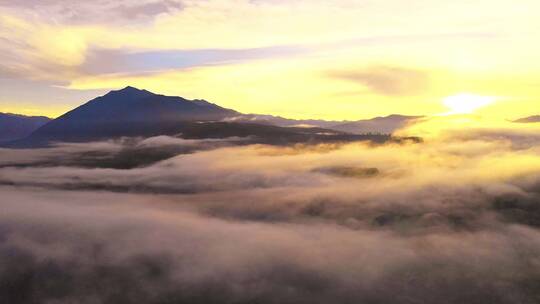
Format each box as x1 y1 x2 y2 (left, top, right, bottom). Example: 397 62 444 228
1 124 540 303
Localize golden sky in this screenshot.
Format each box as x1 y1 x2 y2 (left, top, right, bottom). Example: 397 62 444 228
0 0 539 120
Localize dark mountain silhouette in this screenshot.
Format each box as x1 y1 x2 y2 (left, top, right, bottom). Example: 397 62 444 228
0 113 50 143
23 86 239 143
514 115 540 123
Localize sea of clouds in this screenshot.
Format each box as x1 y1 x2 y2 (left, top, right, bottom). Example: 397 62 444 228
1 120 540 303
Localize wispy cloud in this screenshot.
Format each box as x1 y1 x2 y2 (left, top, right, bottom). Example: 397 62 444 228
0 0 185 24
79 45 310 75
329 66 429 96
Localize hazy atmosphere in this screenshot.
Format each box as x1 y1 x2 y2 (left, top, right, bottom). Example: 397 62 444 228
2 0 540 119
1 1 540 303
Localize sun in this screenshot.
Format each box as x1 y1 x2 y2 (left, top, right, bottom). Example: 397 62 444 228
441 93 496 115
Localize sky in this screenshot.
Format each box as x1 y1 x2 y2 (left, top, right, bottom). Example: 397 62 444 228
0 0 539 120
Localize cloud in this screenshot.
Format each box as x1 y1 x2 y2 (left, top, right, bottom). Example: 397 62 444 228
0 1 184 82
79 45 309 76
1 124 540 302
0 0 506 83
116 1 184 19
1 178 540 303
329 66 429 96
0 135 250 169
0 0 185 24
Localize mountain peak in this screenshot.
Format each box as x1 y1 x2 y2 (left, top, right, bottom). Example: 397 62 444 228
118 86 155 95
120 85 145 92
18 87 239 145
105 86 155 99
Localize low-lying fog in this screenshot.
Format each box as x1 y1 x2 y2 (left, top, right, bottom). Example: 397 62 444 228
1 119 540 304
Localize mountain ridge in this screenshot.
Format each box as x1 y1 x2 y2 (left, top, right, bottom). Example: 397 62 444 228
2 86 421 147
514 115 540 123
0 113 51 143
224 113 422 134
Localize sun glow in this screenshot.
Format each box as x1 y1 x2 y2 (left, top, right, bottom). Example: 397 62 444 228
441 93 496 115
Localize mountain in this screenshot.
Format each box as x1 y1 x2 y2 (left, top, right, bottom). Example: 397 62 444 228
3 86 420 148
223 114 339 128
329 115 423 134
224 114 421 134
24 86 239 143
514 115 540 123
0 113 50 143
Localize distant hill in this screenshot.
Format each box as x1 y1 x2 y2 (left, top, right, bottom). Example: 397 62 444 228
514 115 540 123
223 114 340 128
224 114 421 134
329 115 423 134
0 113 50 143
